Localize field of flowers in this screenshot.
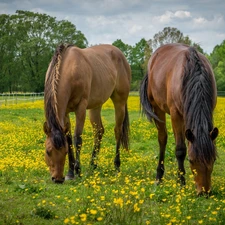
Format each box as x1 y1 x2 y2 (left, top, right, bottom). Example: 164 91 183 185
0 95 225 225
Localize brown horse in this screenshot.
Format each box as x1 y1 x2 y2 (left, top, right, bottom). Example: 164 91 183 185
140 43 218 195
44 44 131 183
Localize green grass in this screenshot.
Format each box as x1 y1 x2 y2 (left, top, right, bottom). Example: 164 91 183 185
0 97 225 225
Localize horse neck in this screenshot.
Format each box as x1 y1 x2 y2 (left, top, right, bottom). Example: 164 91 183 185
182 47 216 164
182 48 215 133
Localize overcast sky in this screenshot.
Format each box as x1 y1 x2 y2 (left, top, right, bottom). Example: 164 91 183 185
1 0 225 54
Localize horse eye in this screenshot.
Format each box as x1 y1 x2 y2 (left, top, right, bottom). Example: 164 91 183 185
46 150 51 156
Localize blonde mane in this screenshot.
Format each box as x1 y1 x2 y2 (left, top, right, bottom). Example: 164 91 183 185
44 44 72 148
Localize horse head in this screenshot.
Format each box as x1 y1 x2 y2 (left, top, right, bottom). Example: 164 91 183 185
43 122 68 183
185 127 218 195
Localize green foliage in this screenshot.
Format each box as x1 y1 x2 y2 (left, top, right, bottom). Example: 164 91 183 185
148 27 204 53
1 10 224 93
33 206 56 220
0 10 88 93
112 39 132 62
208 40 225 91
113 38 152 91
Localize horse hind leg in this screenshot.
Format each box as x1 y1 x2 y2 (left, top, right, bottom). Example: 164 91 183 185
111 96 129 172
154 107 167 184
89 107 104 169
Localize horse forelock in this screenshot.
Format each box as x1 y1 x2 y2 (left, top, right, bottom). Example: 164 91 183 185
182 47 217 165
44 44 72 149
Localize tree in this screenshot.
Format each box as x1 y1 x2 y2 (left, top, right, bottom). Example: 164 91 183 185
0 10 88 93
130 38 152 89
148 27 204 53
112 39 132 63
113 38 152 91
0 14 19 92
208 40 225 91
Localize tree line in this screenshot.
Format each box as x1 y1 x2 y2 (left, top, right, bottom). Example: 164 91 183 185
0 10 225 92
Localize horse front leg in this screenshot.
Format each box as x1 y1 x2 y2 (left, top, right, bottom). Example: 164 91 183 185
175 143 187 185
74 102 87 177
74 135 82 176
89 108 104 169
65 131 75 180
171 113 187 186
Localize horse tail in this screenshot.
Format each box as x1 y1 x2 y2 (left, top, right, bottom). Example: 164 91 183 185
44 44 71 149
139 74 160 122
121 103 130 150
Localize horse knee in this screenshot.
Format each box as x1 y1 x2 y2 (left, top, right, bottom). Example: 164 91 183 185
74 135 82 148
175 147 186 161
175 146 187 183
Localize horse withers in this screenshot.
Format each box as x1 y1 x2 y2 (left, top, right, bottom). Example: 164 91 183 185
140 43 218 195
44 44 131 183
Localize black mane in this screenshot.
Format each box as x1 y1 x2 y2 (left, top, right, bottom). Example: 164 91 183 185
182 47 217 165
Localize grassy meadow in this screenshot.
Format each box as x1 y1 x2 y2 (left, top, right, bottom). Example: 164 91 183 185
0 95 225 225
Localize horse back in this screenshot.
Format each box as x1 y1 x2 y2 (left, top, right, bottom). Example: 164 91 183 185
57 44 131 112
147 44 194 115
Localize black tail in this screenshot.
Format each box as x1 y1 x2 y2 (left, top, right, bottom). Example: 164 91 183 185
139 74 160 122
121 104 130 150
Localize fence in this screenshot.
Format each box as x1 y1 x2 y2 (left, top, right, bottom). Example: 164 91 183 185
0 92 44 106
217 91 225 97
0 91 224 107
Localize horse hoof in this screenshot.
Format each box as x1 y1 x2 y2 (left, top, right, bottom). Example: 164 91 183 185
155 179 163 186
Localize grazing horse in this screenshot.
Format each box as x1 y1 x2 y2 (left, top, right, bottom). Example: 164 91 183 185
140 43 218 195
44 44 131 183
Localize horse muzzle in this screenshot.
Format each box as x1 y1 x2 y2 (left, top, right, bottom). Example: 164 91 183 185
52 177 65 184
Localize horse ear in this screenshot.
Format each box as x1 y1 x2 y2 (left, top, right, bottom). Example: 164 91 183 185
210 127 218 141
43 122 50 135
185 129 195 143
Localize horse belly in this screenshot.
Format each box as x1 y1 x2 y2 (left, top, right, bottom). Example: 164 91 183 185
87 74 116 109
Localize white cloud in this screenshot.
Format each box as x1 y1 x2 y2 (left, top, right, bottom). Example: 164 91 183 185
216 33 225 39
153 10 191 23
1 0 225 53
154 11 173 23
174 10 191 19
193 17 207 25
129 24 143 34
193 15 225 30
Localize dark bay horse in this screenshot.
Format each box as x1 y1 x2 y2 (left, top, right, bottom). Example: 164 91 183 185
140 43 218 195
44 44 131 183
